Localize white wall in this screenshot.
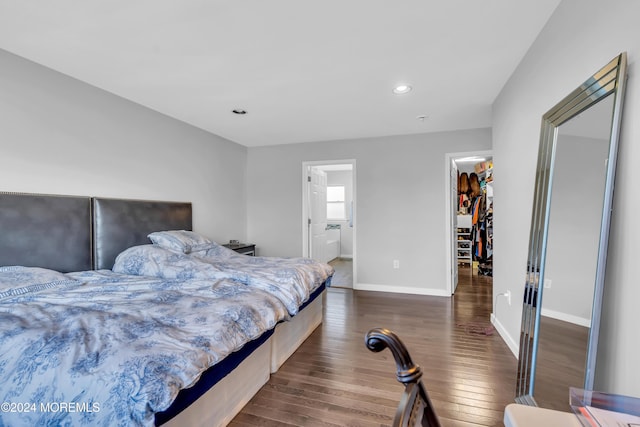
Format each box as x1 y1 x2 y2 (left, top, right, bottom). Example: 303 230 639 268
492 0 640 397
0 49 248 244
326 170 353 258
246 129 492 295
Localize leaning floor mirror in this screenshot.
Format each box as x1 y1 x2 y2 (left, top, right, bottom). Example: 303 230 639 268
515 52 628 410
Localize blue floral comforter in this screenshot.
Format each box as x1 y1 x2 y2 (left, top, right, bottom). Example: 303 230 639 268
113 244 334 315
0 269 288 427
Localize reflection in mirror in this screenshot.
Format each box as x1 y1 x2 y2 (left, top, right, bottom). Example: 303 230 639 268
534 95 612 411
515 53 628 409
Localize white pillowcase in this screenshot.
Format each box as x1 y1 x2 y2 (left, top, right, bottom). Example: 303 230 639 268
0 266 81 300
147 230 217 254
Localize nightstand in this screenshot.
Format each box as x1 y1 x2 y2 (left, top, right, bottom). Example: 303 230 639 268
223 243 256 256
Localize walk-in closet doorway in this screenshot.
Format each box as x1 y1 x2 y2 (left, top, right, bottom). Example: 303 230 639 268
445 150 493 295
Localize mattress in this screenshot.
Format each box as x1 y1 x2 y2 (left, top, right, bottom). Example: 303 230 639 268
160 284 326 425
0 268 288 426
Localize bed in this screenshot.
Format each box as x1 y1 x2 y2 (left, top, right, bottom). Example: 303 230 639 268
0 193 332 426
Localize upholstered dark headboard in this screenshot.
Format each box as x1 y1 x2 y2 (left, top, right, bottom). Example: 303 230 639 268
0 193 92 272
92 197 192 270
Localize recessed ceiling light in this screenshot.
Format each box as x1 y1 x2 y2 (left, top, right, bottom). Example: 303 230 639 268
232 109 247 115
393 84 412 95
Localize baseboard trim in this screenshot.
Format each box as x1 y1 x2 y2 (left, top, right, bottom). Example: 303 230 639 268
541 308 590 328
354 283 449 297
491 313 519 358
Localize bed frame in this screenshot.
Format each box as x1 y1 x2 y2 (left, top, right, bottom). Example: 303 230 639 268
0 192 325 426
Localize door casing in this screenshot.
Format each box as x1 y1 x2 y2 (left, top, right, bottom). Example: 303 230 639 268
444 150 492 295
302 159 357 286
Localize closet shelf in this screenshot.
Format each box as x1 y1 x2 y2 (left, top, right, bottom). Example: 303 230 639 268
456 225 473 265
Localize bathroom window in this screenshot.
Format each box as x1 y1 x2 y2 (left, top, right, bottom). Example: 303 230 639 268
327 186 346 220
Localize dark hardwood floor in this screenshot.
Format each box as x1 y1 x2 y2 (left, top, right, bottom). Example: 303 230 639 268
533 316 588 412
230 267 518 427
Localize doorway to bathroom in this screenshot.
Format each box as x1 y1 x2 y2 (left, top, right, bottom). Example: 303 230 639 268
302 160 356 289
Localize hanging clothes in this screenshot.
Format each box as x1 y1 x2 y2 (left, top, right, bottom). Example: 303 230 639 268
459 193 470 214
470 194 488 262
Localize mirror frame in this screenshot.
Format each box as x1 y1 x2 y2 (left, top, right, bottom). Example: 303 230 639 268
515 52 628 405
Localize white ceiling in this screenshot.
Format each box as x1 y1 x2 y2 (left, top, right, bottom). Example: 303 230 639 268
0 1 560 147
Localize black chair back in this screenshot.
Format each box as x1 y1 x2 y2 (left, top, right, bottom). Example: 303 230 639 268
365 328 442 427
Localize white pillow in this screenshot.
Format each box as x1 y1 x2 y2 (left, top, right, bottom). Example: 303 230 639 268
0 266 81 300
147 230 217 254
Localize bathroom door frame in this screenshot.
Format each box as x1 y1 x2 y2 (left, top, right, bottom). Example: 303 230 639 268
302 159 357 287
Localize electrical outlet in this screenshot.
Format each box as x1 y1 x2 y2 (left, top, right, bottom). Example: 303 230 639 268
505 290 511 305
393 260 400 269
544 279 552 289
